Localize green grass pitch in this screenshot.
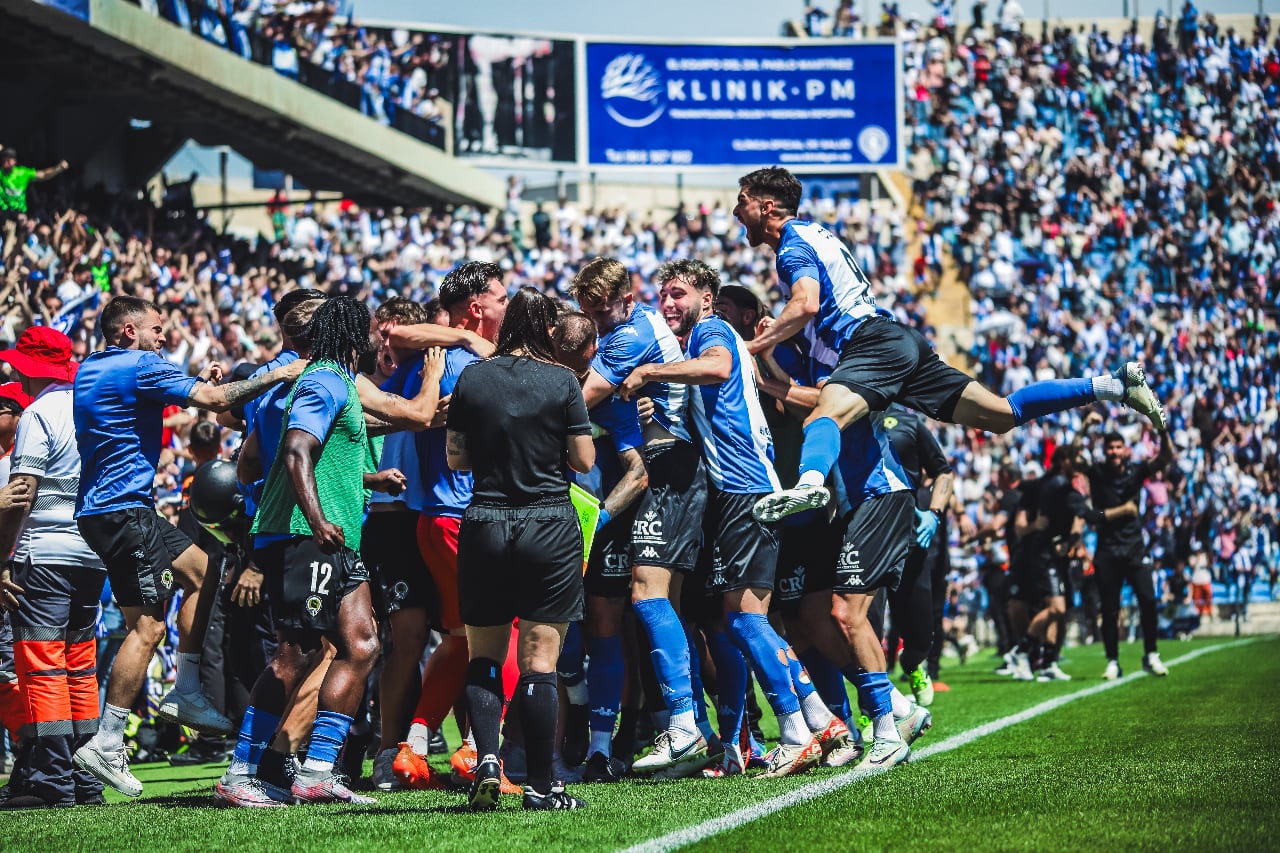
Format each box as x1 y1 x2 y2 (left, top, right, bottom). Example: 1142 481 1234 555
2 635 1276 852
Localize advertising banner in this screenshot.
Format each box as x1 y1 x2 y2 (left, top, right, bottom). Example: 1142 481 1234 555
584 40 901 170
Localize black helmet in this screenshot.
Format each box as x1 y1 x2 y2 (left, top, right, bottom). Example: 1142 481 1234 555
188 460 245 545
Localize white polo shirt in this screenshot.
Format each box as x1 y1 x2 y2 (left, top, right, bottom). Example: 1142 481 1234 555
10 382 104 568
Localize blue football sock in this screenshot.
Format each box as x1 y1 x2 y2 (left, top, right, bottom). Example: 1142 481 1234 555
304 710 353 771
799 647 852 722
706 630 748 744
586 635 624 734
632 598 694 718
683 621 710 730
797 417 842 482
1007 378 1096 426
231 705 281 771
726 612 801 717
851 672 893 721
557 621 587 702
784 647 819 702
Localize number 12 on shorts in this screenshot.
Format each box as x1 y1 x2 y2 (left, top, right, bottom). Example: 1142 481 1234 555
310 560 333 595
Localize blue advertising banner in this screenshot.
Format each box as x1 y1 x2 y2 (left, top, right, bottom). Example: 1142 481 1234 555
584 40 901 170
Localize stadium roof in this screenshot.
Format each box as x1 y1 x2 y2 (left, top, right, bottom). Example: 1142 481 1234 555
0 0 504 210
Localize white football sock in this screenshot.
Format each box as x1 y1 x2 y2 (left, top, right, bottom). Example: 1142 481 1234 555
406 722 431 755
95 703 130 753
175 652 202 694
873 712 901 742
796 470 826 489
778 711 811 746
890 686 914 718
1092 374 1124 401
800 689 836 731
668 710 698 743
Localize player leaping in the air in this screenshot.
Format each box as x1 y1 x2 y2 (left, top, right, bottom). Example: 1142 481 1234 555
736 167 1168 524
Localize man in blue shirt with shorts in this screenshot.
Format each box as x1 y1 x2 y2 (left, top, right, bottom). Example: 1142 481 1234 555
736 167 1169 525
620 260 853 778
72 296 304 797
571 257 705 774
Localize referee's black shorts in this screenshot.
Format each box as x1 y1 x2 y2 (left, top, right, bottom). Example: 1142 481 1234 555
827 315 973 420
78 507 194 607
458 499 584 626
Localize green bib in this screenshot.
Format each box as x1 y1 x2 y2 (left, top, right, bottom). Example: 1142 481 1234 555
251 361 371 549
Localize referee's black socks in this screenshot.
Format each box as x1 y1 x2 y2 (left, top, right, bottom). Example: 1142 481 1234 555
517 672 559 796
465 658 505 762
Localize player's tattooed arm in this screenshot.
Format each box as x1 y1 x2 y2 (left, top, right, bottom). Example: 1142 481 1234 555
445 428 471 471
356 348 444 431
603 447 648 518
190 359 307 413
365 414 396 436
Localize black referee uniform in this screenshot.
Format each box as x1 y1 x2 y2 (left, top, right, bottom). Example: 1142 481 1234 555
1084 458 1162 662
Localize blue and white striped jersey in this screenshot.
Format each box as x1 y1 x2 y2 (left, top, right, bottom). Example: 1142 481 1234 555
775 219 879 354
832 412 914 515
590 303 691 442
685 316 780 495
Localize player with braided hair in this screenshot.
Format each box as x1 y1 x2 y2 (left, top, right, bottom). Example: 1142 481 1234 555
217 297 398 807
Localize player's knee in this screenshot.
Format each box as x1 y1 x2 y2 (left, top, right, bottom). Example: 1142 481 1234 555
347 629 381 669
131 615 166 647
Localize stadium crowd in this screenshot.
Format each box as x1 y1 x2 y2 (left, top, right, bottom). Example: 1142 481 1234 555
0 2 1274 813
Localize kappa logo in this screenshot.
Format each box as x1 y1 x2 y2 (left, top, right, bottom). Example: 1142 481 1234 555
305 595 323 617
638 546 660 560
601 53 665 128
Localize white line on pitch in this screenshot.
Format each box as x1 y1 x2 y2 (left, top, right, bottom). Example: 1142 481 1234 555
621 638 1263 853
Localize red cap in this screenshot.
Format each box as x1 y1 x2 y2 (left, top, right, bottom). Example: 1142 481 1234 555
0 326 78 382
0 382 32 410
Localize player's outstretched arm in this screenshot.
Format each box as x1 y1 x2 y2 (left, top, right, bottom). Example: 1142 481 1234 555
603 447 648 520
746 277 819 356
356 347 446 432
618 347 732 400
189 359 307 413
388 324 495 359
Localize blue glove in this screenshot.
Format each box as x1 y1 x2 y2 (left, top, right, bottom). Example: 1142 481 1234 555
914 508 939 549
596 508 612 531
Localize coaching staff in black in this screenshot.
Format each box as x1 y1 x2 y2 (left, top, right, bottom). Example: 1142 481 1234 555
446 287 595 811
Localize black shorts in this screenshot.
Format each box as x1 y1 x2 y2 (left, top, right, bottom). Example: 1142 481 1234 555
630 441 708 572
773 513 844 615
705 487 780 592
683 537 728 627
78 508 194 607
584 505 637 599
832 491 916 594
363 508 435 617
458 501 584 626
828 315 973 419
256 537 370 633
1008 550 1069 603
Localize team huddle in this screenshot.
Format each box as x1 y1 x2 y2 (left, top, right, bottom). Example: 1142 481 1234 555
0 167 1169 812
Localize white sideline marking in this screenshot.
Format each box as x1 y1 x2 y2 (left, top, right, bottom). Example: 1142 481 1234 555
622 639 1262 853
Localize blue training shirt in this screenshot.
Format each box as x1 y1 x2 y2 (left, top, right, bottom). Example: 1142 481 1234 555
244 350 300 477
775 219 879 354
373 355 429 512
590 303 691 442
685 316 780 495
416 345 478 517
75 348 198 516
254 366 351 548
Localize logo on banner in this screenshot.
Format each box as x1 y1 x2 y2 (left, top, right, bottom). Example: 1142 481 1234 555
601 53 665 128
857 125 891 162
